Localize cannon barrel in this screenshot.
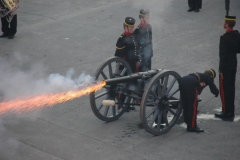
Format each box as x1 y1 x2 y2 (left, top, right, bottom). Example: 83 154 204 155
104 69 161 85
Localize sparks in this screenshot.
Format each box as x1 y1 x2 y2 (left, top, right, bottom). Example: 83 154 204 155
0 81 106 114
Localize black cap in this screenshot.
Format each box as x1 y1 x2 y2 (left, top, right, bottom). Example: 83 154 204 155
204 69 216 79
124 17 135 26
139 9 149 16
224 15 236 21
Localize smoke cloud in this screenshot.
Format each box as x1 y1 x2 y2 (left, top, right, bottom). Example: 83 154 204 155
0 53 95 101
131 0 173 25
0 53 96 156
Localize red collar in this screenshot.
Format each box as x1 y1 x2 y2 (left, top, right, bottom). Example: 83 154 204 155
140 22 147 28
124 31 132 36
226 28 234 33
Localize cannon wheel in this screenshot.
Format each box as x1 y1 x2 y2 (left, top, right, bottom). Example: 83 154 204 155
140 70 182 136
90 57 132 122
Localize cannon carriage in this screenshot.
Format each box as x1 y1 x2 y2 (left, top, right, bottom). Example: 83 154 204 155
90 57 182 136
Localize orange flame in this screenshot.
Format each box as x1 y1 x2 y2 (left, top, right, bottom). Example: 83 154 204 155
0 81 106 114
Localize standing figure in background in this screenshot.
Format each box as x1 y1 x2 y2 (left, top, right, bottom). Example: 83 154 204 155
180 69 219 132
0 0 19 39
215 15 240 119
134 9 153 72
188 0 202 12
115 17 141 73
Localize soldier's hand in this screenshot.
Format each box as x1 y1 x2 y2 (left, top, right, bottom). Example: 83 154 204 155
199 82 206 87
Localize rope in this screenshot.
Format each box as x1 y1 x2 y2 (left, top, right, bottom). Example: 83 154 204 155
6 13 14 28
198 96 215 110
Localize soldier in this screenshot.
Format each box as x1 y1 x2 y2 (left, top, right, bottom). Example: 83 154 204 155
215 16 240 119
180 69 219 132
134 9 153 72
115 17 141 111
115 17 141 73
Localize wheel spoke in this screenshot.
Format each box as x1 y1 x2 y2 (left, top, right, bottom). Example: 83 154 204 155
165 78 177 96
169 99 180 104
167 107 178 116
120 67 128 76
95 91 108 99
162 75 169 96
97 103 103 111
145 106 158 118
168 88 179 99
146 101 158 106
149 109 159 127
150 90 159 100
103 106 110 116
100 71 108 80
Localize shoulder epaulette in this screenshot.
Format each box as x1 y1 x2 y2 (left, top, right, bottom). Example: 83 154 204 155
116 46 125 50
119 33 125 38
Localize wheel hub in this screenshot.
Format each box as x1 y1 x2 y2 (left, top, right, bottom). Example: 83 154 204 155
158 96 169 110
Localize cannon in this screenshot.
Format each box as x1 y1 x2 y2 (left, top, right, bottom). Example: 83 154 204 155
89 57 182 136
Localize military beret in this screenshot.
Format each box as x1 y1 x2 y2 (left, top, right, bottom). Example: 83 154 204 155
124 17 135 26
139 9 150 16
224 15 236 21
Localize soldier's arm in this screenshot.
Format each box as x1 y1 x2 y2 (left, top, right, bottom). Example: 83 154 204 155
219 36 228 72
115 36 125 58
207 76 219 97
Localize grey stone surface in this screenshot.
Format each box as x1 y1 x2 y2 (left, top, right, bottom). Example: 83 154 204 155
0 0 240 160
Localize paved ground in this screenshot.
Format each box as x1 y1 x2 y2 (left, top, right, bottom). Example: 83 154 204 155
0 0 240 160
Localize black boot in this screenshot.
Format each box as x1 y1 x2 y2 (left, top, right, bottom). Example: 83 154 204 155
188 8 194 12
0 33 8 38
215 112 234 118
195 9 200 12
187 126 204 133
8 35 15 39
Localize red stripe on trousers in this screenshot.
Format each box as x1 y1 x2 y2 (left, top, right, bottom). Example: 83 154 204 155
219 73 226 113
136 66 140 72
191 88 198 128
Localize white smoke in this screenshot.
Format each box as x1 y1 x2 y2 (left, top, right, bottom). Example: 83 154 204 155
0 54 95 101
131 0 173 26
0 53 96 156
